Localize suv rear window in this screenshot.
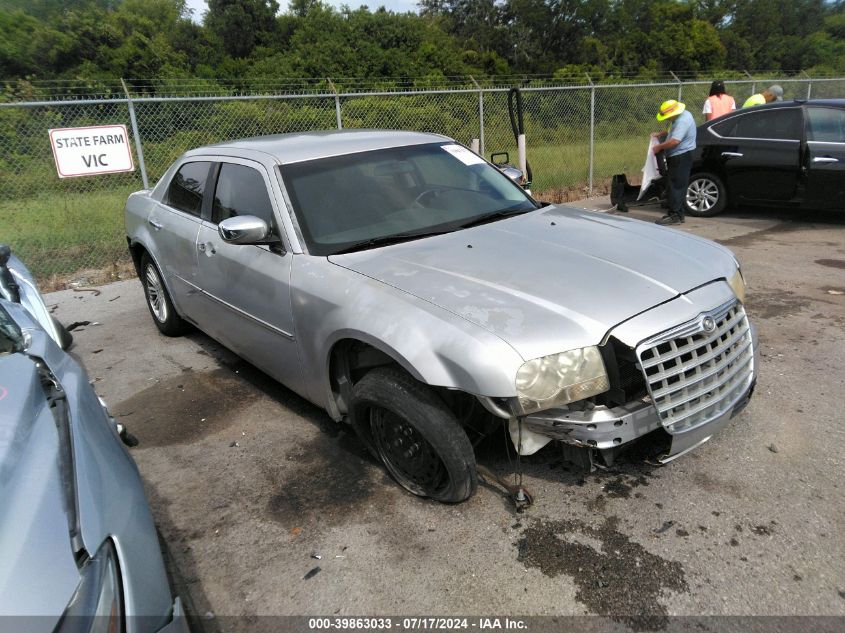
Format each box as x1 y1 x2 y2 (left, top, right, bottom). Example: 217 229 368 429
167 161 212 217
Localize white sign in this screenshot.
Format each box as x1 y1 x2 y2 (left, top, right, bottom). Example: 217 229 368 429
49 124 134 178
441 143 485 166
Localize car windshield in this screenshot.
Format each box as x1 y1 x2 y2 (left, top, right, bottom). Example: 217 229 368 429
280 142 539 255
0 305 24 356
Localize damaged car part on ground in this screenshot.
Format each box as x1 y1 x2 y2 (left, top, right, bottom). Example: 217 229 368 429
0 246 188 633
125 129 758 504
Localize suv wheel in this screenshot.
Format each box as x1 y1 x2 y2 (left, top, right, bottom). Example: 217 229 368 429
685 172 727 217
350 367 477 503
141 253 186 336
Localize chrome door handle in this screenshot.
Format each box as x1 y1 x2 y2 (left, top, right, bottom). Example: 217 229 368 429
148 219 163 230
721 152 743 158
812 157 839 164
198 242 216 256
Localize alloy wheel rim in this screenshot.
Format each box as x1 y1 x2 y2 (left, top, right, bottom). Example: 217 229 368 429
687 178 719 212
145 264 168 323
370 408 447 496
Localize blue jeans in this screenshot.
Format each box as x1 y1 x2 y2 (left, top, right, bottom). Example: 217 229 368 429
667 151 693 217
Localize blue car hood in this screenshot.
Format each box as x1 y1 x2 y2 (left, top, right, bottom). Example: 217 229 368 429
0 352 80 620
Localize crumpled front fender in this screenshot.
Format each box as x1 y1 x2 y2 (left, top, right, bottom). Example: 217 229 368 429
292 257 526 418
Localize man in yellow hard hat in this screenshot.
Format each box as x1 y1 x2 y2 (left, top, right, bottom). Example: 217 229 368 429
651 99 697 225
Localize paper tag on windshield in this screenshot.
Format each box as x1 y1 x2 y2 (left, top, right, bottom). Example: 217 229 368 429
441 144 485 165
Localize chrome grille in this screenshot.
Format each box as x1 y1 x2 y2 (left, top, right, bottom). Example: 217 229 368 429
637 302 754 432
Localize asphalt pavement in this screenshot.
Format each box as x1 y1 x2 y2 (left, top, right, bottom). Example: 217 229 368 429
47 198 845 627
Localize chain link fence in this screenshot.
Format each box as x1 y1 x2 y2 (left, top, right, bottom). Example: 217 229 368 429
1 75 843 288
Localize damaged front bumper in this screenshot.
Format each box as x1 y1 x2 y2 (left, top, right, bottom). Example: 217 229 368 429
521 377 755 462
514 309 759 463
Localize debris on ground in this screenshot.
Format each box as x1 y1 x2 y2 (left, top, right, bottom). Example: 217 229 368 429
311 553 322 560
303 567 321 580
768 443 779 453
66 321 91 331
653 520 674 534
71 286 102 296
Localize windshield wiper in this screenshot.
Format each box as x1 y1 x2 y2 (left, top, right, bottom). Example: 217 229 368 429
457 207 533 230
331 229 453 255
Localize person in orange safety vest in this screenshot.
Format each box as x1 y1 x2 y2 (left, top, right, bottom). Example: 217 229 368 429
702 80 736 121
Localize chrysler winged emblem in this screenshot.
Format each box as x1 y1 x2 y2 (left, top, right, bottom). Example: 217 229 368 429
701 316 717 333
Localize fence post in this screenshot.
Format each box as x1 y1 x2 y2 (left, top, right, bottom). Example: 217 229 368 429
743 70 756 96
120 78 149 189
802 71 812 99
471 76 485 157
586 74 595 196
670 71 683 101
328 78 342 129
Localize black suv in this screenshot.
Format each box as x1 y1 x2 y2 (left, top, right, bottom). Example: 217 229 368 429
685 99 844 216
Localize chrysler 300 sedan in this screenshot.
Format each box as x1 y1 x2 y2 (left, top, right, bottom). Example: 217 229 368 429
125 130 757 503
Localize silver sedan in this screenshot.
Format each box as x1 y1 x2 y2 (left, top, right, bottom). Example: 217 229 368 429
125 130 757 503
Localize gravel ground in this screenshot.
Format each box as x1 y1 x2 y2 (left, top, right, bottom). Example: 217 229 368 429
47 199 845 629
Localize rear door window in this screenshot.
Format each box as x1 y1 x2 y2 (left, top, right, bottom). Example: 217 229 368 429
211 163 277 233
166 161 212 217
807 107 845 142
732 109 802 140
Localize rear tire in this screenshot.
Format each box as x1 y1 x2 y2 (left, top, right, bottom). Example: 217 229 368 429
684 172 727 217
350 367 477 503
140 253 186 336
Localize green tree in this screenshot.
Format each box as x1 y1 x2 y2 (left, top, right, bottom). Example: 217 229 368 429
206 0 280 57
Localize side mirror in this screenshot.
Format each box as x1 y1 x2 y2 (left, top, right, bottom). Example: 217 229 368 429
497 164 525 184
490 152 510 166
218 216 270 245
490 152 525 186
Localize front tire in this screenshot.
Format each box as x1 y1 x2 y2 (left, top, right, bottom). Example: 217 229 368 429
684 172 727 217
140 253 186 336
350 367 478 503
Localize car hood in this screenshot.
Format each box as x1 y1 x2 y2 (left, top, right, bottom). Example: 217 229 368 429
0 352 81 619
330 205 737 360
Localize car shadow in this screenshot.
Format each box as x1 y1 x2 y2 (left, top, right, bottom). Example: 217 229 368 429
182 329 682 515
145 482 220 633
184 330 338 435
616 199 845 226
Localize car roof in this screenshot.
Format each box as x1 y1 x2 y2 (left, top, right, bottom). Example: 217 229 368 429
700 98 844 129
184 129 452 164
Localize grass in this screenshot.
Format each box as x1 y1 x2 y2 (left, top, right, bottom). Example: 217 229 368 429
0 135 653 288
0 186 135 288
